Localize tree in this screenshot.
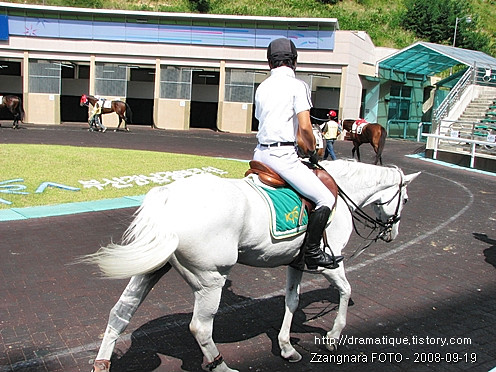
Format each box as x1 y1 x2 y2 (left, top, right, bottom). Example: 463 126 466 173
402 0 490 52
189 0 210 13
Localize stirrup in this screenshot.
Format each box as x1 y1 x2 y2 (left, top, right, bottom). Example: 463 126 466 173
305 255 344 271
305 247 344 270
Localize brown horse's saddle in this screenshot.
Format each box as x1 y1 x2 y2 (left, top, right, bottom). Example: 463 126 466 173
244 160 338 210
345 119 368 140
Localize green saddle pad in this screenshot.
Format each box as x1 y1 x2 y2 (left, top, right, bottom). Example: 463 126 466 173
246 177 308 239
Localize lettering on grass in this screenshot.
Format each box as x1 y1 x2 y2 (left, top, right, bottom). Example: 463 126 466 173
0 179 79 205
78 166 227 191
0 167 228 205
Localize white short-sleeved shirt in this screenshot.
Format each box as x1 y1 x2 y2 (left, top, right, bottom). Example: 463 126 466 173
255 66 312 144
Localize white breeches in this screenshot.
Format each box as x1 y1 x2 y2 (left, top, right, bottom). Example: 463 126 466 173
253 145 335 209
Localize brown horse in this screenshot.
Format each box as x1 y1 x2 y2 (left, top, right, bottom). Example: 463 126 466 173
342 119 386 165
0 95 25 129
80 94 132 131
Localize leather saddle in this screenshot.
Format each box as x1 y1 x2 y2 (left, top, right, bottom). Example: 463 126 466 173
246 160 343 270
244 160 338 210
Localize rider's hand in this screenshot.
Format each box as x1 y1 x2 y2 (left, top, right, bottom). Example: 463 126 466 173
309 150 319 164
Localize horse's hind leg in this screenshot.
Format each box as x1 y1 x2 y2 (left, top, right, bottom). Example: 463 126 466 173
123 115 129 131
354 144 361 162
189 277 238 372
321 265 351 351
114 117 121 132
278 266 303 362
373 148 383 165
92 264 171 372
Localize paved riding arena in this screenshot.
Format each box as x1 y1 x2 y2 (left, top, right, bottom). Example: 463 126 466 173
1 123 495 372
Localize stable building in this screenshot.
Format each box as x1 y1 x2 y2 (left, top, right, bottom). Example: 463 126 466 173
0 2 393 132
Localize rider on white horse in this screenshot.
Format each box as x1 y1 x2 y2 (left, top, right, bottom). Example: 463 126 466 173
254 37 341 270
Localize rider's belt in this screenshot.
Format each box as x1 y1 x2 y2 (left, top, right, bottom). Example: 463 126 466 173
259 142 295 148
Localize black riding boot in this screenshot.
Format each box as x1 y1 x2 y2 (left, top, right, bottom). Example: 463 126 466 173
304 206 342 270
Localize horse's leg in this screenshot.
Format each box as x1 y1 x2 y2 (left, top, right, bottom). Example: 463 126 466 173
189 277 238 372
92 264 171 372
169 252 236 372
122 114 129 131
316 198 353 352
278 266 303 362
190 286 237 372
355 143 361 162
320 265 351 352
12 110 19 129
114 116 121 132
371 143 380 165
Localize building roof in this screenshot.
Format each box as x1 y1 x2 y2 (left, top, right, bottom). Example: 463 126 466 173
0 2 339 29
378 41 496 76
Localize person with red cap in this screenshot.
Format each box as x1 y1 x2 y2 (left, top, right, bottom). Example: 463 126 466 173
320 109 341 160
253 37 342 270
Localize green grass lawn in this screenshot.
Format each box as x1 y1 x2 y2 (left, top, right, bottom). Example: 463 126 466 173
0 144 248 209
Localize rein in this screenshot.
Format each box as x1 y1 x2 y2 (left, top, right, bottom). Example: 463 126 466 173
315 163 404 260
310 114 329 123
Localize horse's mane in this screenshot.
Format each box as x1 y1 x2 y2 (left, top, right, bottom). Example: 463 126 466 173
323 159 401 188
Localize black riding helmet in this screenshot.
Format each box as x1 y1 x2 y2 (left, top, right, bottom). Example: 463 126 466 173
267 38 298 63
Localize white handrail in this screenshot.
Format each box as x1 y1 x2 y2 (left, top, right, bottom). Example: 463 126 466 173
433 66 474 123
422 133 496 168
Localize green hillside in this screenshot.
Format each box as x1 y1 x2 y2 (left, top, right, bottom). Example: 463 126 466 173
4 0 496 55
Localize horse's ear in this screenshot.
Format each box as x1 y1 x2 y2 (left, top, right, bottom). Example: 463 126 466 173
403 171 421 185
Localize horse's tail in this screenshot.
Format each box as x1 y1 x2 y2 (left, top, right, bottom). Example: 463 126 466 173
377 126 387 154
125 102 133 123
80 186 178 279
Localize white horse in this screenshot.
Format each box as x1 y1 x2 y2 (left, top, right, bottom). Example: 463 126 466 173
83 159 420 372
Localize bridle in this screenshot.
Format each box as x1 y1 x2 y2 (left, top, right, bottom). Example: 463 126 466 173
335 167 405 260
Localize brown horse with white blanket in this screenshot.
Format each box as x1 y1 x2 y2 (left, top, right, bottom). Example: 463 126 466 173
80 94 133 131
342 119 386 165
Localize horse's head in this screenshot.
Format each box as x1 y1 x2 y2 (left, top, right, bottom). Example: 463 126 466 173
341 119 354 131
371 170 420 242
80 94 88 106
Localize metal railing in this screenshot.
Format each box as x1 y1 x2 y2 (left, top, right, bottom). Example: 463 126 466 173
386 120 432 142
433 66 474 123
432 118 496 149
422 133 496 168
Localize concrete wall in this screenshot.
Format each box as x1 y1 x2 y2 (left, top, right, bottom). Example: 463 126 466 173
27 93 60 124
154 98 190 130
218 101 253 133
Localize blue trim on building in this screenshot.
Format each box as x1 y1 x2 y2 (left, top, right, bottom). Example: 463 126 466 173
0 14 8 40
7 15 335 50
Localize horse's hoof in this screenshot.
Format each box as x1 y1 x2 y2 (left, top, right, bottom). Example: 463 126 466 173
325 340 338 353
91 359 110 372
281 349 302 363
